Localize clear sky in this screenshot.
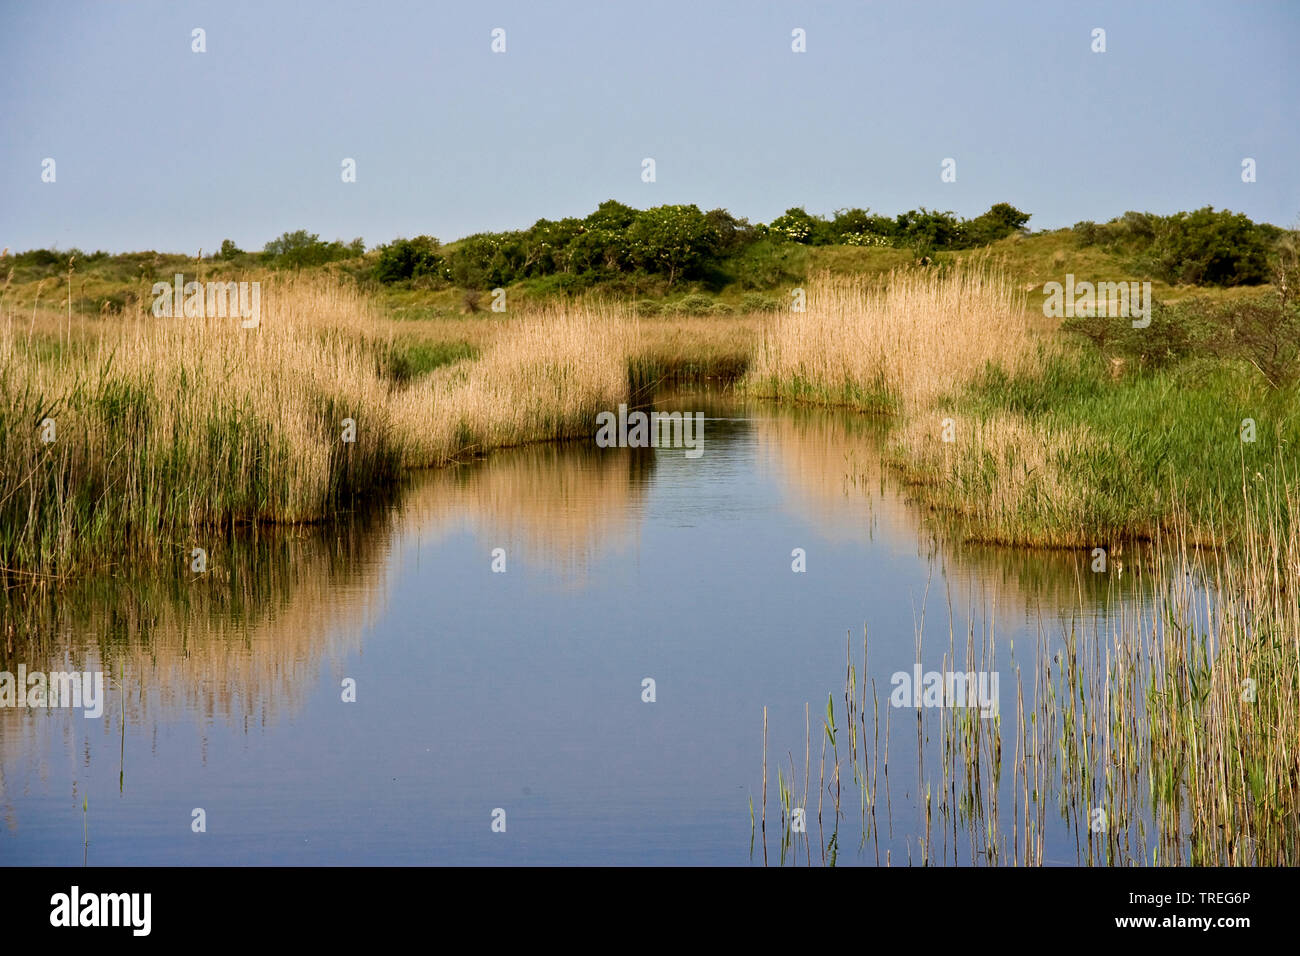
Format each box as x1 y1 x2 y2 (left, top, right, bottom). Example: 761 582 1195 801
2 0 1296 254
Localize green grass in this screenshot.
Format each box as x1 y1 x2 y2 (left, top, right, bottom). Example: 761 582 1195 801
743 371 900 417
900 346 1300 545
382 340 478 381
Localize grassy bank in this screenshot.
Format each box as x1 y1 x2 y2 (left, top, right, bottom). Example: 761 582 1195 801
0 276 635 577
5 243 1296 576
744 261 1299 548
890 351 1300 547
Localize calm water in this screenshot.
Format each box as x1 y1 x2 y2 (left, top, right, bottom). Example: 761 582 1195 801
0 389 1156 865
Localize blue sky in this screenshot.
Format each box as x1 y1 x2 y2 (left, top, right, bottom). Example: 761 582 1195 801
2 0 1296 253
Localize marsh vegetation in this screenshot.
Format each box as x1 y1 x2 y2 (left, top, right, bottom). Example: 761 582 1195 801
2 211 1297 865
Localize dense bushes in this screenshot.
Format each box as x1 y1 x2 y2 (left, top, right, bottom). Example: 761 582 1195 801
8 248 112 269
262 230 364 269
1061 301 1205 370
373 235 444 283
725 238 808 289
364 200 1033 291
1072 207 1278 286
367 201 752 290
1063 239 1300 384
7 202 1287 305
767 203 1029 253
1144 208 1272 286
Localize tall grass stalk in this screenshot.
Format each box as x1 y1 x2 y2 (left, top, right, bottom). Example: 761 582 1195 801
747 266 1031 413
758 472 1300 865
1 278 636 577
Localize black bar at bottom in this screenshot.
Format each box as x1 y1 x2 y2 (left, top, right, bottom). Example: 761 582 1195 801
2 865 1274 942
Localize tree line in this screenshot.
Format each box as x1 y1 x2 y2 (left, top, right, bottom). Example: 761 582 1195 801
8 202 1288 292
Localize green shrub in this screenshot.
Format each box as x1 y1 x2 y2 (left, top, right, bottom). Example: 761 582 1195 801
1063 286 1300 385
1206 293 1300 387
374 236 443 283
740 292 778 312
263 230 356 269
1076 208 1273 287
769 207 823 244
1141 207 1271 286
962 203 1031 245
728 239 807 289
894 208 962 252
676 293 714 315
626 204 723 284
829 208 897 245
524 272 592 297
1063 301 1204 369
13 249 63 268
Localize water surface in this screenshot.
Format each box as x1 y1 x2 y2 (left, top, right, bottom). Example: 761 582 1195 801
0 389 1155 865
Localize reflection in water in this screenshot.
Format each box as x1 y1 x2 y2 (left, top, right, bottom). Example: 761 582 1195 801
0 514 395 821
403 441 655 587
1 514 393 725
0 387 1185 863
0 512 395 834
0 442 660 837
751 395 1162 625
